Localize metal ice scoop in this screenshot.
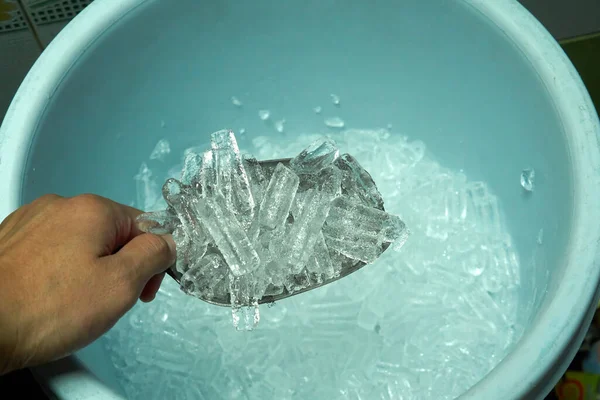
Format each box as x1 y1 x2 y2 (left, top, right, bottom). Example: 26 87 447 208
138 157 400 308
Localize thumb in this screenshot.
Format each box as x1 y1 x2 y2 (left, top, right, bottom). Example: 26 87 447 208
111 233 177 283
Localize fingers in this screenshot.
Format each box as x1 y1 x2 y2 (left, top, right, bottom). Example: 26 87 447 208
109 233 176 285
139 273 165 302
66 194 148 255
110 202 145 231
107 202 147 249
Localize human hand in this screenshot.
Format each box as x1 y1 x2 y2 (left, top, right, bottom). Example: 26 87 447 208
0 194 176 375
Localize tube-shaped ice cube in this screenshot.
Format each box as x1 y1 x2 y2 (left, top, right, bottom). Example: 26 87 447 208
290 139 340 174
162 179 207 247
181 253 229 299
258 163 299 230
281 187 333 274
194 193 260 277
307 232 335 281
211 130 255 224
323 234 381 263
199 150 217 196
135 209 178 235
180 151 202 188
334 154 384 209
323 197 408 262
242 155 268 205
327 197 408 244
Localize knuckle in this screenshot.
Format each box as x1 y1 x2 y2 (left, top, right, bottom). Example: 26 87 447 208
40 193 62 202
75 193 104 206
31 193 63 207
143 234 171 257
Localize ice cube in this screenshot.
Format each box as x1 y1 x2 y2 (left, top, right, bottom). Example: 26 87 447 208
306 233 335 281
211 130 255 225
211 129 239 152
284 269 313 294
461 285 509 332
135 210 178 235
326 196 409 246
305 296 358 338
258 109 270 120
290 191 308 220
473 194 503 237
149 138 171 162
180 151 203 188
324 117 345 129
444 187 468 222
536 228 544 245
193 193 260 277
231 96 242 107
335 154 385 209
263 280 285 297
242 156 268 205
275 119 285 133
317 166 343 197
459 249 487 277
280 189 333 274
323 234 380 264
465 181 489 208
330 93 341 106
481 268 503 293
172 227 191 274
135 347 190 375
397 140 426 167
266 366 294 396
290 139 340 174
213 148 234 205
134 162 160 211
296 166 342 200
246 211 262 244
161 179 209 257
490 240 521 288
229 274 260 330
214 149 255 227
520 168 535 192
180 252 228 299
357 301 379 331
258 163 299 230
199 150 218 196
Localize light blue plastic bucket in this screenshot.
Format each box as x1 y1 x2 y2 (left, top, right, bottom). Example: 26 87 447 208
1 0 599 399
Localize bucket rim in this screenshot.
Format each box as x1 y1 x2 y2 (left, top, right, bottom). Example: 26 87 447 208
460 0 600 398
0 0 599 399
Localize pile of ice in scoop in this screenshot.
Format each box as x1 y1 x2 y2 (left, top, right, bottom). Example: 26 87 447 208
136 130 409 330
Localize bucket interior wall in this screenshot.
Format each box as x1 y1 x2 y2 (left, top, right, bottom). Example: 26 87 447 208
19 0 572 396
